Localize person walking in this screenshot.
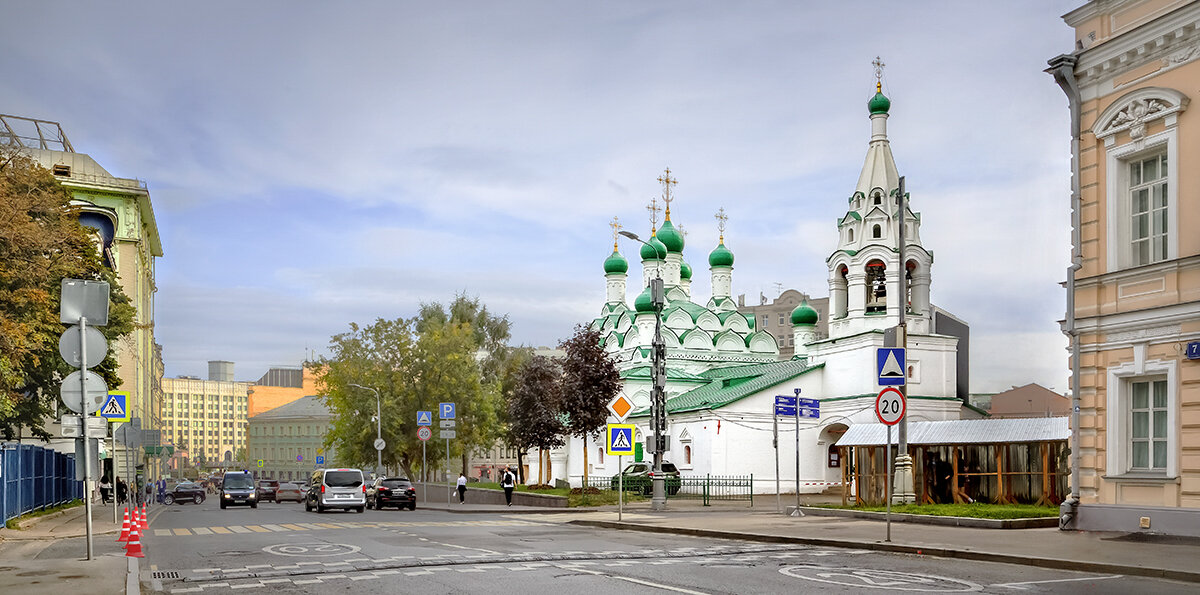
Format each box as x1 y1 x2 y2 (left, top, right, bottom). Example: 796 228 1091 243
99 476 112 504
500 466 516 507
456 473 467 504
116 477 128 505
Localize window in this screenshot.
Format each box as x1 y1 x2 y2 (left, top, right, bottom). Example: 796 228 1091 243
847 228 854 242
761 315 769 328
872 224 882 239
778 313 786 326
1129 153 1168 266
1130 380 1168 470
684 445 691 465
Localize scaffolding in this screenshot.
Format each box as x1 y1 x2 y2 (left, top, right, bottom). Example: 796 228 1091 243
0 114 74 152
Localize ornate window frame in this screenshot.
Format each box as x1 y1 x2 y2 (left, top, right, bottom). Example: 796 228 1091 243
1094 87 1187 272
1105 344 1178 479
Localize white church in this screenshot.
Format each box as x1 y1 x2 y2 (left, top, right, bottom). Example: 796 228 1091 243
530 83 969 492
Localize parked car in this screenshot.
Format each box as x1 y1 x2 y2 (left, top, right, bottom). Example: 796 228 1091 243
305 468 366 513
367 477 417 510
611 461 681 495
274 482 305 503
220 471 258 509
163 481 206 505
257 479 280 501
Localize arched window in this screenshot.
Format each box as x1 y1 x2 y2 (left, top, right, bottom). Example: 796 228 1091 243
684 445 692 465
873 192 882 205
872 224 882 239
847 228 854 242
597 447 604 465
865 260 887 313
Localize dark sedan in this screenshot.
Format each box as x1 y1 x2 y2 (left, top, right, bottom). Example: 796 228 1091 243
163 481 206 505
367 477 417 510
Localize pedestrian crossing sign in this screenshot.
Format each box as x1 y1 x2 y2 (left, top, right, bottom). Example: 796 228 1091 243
97 391 130 422
606 424 635 456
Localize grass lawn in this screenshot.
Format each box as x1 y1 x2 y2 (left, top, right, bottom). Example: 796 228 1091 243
4 499 83 529
468 482 645 507
814 502 1059 519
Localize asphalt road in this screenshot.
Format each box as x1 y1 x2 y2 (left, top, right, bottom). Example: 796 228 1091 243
139 499 1194 594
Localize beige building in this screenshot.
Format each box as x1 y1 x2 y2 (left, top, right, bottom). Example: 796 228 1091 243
248 396 333 482
162 361 251 470
1050 0 1200 534
248 366 320 418
3 115 165 483
737 290 829 359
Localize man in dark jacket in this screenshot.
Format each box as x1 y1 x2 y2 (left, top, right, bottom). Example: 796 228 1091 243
500 466 516 506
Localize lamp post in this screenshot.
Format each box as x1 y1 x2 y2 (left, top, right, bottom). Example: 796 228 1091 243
618 230 668 511
349 384 382 478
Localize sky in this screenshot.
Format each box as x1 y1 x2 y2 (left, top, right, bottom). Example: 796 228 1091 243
3 1 1082 393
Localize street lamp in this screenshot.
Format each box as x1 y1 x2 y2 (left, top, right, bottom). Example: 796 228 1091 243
349 383 382 478
617 230 668 511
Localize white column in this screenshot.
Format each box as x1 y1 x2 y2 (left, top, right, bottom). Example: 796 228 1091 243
606 273 627 305
845 271 867 318
711 267 732 299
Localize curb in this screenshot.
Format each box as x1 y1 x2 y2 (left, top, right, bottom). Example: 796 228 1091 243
569 519 1200 584
791 506 1060 529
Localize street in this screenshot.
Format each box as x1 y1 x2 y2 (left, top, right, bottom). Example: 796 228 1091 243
133 500 1194 594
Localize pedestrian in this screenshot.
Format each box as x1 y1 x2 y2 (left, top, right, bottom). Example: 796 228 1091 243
500 466 516 506
116 477 128 505
99 476 112 504
457 473 467 504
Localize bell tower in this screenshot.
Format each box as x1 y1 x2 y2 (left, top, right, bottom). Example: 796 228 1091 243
827 62 933 339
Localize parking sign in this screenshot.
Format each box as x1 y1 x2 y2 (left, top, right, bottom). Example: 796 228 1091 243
439 402 456 420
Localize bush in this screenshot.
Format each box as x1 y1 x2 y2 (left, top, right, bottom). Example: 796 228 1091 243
569 486 602 495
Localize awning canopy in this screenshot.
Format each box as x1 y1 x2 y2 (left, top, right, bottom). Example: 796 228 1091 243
835 417 1069 447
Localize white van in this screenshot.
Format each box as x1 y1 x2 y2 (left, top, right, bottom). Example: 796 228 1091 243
305 468 366 513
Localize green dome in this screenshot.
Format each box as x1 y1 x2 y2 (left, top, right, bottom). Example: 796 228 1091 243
681 261 693 280
640 236 668 261
790 301 819 326
634 286 655 313
603 250 628 274
656 219 684 253
868 91 891 115
708 243 734 268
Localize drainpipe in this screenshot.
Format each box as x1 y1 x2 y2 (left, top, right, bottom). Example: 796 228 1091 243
1046 53 1082 530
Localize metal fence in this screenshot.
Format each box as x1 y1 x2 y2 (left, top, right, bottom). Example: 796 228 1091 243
2 443 84 524
582 474 754 506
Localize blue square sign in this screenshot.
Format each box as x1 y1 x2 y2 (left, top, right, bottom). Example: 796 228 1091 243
316 455 325 465
439 402 456 420
877 348 906 386
416 411 432 426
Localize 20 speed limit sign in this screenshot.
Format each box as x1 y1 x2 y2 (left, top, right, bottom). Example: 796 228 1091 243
875 387 905 425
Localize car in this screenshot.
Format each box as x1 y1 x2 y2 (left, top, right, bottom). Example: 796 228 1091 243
274 482 304 503
257 479 280 501
220 471 259 509
305 468 366 513
367 477 417 510
163 481 206 505
611 462 681 495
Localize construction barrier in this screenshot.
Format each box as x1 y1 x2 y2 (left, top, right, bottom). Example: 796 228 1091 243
1 443 84 524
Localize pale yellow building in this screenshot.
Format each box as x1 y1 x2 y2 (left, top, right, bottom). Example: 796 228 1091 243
3 115 165 483
1050 0 1200 534
162 363 251 470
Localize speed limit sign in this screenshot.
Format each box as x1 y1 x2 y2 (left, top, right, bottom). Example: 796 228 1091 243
875 387 905 425
417 426 432 441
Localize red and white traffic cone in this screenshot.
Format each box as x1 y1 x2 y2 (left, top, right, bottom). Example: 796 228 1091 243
140 504 148 529
117 508 131 542
124 523 145 558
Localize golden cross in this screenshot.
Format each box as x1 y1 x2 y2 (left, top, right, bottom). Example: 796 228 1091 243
872 56 885 91
609 216 622 250
657 167 677 220
646 196 661 234
714 207 728 243
677 224 687 240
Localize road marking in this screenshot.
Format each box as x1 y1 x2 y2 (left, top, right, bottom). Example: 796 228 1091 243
992 575 1122 590
228 526 252 534
190 527 212 535
565 566 712 595
316 523 341 529
171 528 191 536
244 525 271 533
154 529 172 536
209 526 231 534
260 524 288 532
279 524 307 531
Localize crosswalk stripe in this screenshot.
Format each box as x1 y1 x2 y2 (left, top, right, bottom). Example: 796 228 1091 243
210 527 232 534
154 529 172 536
279 524 307 531
191 527 212 535
316 523 341 529
261 524 288 532
172 528 191 536
297 523 326 530
243 525 271 533
229 526 253 534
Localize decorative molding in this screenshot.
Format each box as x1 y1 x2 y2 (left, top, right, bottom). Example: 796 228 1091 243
1105 324 1181 344
1161 42 1200 67
1092 87 1189 143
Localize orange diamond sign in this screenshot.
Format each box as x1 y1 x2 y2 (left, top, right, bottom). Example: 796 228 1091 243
608 394 634 421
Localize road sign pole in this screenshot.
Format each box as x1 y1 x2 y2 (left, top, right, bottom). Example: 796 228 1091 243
445 438 451 507
774 414 780 514
618 455 623 522
422 440 427 504
112 422 118 524
79 316 94 561
886 424 893 542
794 388 801 515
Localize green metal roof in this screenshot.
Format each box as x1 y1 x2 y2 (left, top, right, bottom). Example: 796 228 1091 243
620 366 708 383
631 360 824 416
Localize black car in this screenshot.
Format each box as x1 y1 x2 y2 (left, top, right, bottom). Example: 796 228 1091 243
611 462 681 495
367 477 417 510
163 481 206 505
220 471 258 509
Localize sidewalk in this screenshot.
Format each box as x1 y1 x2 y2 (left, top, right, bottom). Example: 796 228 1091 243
0 501 146 595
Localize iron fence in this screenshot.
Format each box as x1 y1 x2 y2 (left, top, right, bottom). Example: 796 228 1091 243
582 474 753 506
2 443 83 524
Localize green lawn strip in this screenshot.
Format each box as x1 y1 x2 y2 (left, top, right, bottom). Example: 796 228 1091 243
4 499 84 529
468 481 646 507
811 502 1058 519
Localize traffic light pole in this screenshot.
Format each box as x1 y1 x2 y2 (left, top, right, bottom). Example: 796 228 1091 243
893 175 915 504
650 277 667 512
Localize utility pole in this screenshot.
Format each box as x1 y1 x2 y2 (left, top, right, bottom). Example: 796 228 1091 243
893 176 915 503
650 276 667 511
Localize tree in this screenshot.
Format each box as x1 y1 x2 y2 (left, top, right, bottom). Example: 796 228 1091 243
559 325 622 487
0 148 135 439
507 355 566 485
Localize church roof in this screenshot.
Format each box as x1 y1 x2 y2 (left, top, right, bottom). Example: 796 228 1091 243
630 360 823 416
620 366 709 384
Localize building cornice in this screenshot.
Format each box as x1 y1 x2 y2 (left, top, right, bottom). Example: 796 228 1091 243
1074 4 1200 89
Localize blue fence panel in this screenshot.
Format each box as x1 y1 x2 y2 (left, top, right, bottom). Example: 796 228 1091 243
1 443 84 524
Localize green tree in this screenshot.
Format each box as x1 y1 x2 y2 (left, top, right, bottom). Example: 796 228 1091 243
0 148 134 439
559 325 621 486
507 355 566 485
